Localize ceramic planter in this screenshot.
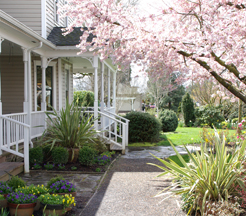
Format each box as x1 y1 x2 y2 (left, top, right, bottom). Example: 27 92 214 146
40 203 67 216
8 202 36 216
67 148 79 162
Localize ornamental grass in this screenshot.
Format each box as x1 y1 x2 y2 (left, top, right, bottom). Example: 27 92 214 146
149 128 246 215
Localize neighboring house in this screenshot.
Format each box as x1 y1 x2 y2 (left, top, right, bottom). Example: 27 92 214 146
0 0 129 173
116 83 142 113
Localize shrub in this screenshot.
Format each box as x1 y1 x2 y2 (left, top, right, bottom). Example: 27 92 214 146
181 93 195 127
41 101 98 154
29 146 43 166
159 109 178 132
52 147 69 165
79 146 97 166
74 90 94 107
46 176 65 189
195 105 224 128
125 111 161 142
149 129 246 215
41 144 52 162
7 176 26 190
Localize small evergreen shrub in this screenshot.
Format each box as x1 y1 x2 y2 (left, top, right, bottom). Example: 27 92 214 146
29 146 43 166
195 105 224 128
74 90 94 107
51 147 69 165
125 111 161 142
159 109 178 132
41 144 52 161
7 176 26 190
79 146 97 166
181 93 196 127
46 176 65 189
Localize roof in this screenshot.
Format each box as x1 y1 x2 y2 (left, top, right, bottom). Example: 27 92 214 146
47 27 95 46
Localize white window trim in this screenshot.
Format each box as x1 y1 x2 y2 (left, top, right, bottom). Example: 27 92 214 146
54 0 59 24
34 60 57 111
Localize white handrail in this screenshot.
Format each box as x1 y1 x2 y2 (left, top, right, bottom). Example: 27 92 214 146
0 115 30 128
103 110 130 122
98 111 127 125
4 112 27 117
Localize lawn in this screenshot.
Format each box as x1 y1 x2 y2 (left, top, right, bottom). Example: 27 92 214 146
129 127 237 147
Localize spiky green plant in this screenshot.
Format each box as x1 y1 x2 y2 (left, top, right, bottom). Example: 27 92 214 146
148 129 246 215
41 101 98 159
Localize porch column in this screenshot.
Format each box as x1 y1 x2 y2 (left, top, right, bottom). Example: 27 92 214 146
107 68 111 109
0 47 2 154
22 48 29 126
113 72 116 114
101 62 104 112
41 57 47 111
0 37 4 54
93 56 99 130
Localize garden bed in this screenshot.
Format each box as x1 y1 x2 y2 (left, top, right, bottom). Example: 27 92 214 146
30 152 120 173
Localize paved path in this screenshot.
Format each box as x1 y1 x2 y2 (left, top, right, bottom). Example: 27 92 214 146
80 147 187 216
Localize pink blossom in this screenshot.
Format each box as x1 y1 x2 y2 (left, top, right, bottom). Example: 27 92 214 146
238 123 243 127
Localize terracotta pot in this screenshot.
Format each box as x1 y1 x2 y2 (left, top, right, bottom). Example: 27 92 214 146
8 202 36 216
67 148 79 162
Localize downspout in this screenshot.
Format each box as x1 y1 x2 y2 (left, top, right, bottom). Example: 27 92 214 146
27 42 43 147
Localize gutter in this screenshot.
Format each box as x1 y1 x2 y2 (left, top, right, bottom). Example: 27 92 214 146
0 10 56 49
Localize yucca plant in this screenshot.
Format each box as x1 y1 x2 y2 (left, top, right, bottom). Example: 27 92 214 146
41 101 98 160
148 128 246 215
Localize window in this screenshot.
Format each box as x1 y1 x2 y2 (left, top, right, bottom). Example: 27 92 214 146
36 66 53 111
55 0 59 23
65 69 69 99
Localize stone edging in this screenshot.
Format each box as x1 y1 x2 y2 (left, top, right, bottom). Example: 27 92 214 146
79 154 121 216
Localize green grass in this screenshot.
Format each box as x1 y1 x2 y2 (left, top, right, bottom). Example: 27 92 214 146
129 127 237 147
167 154 190 167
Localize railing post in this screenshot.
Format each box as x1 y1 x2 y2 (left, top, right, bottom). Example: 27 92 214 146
93 56 98 131
24 126 29 173
126 121 129 147
122 123 126 154
0 103 2 155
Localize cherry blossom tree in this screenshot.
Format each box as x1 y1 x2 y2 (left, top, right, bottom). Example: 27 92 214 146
61 0 246 103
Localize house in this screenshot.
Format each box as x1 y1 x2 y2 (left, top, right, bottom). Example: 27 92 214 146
0 0 129 173
116 83 142 113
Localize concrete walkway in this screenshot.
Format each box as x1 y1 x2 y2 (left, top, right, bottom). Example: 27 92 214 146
80 146 187 216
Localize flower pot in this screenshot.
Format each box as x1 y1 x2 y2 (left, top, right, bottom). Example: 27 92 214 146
8 202 36 216
68 148 79 162
41 203 67 216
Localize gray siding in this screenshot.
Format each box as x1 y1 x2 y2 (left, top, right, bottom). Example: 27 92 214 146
46 0 66 37
1 56 24 114
0 0 42 35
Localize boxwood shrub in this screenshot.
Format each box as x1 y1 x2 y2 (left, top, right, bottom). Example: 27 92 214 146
78 146 97 166
159 109 178 132
29 146 43 166
51 147 69 165
125 111 161 142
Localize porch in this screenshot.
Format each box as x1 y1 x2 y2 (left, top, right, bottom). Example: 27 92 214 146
0 36 129 174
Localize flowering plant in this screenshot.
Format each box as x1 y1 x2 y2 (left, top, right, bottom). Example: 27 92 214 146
7 191 37 204
44 162 55 170
49 180 76 193
38 193 75 208
15 184 49 196
0 181 12 194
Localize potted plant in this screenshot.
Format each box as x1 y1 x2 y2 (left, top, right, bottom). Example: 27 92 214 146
0 181 12 197
7 191 37 216
15 184 49 211
38 193 75 216
48 180 76 197
41 101 98 162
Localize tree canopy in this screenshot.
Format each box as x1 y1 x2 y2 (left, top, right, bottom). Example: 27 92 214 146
62 0 246 103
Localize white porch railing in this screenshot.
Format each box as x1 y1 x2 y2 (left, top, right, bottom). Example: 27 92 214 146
31 111 46 138
0 115 30 173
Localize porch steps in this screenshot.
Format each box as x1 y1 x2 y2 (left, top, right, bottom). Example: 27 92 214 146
0 162 24 181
